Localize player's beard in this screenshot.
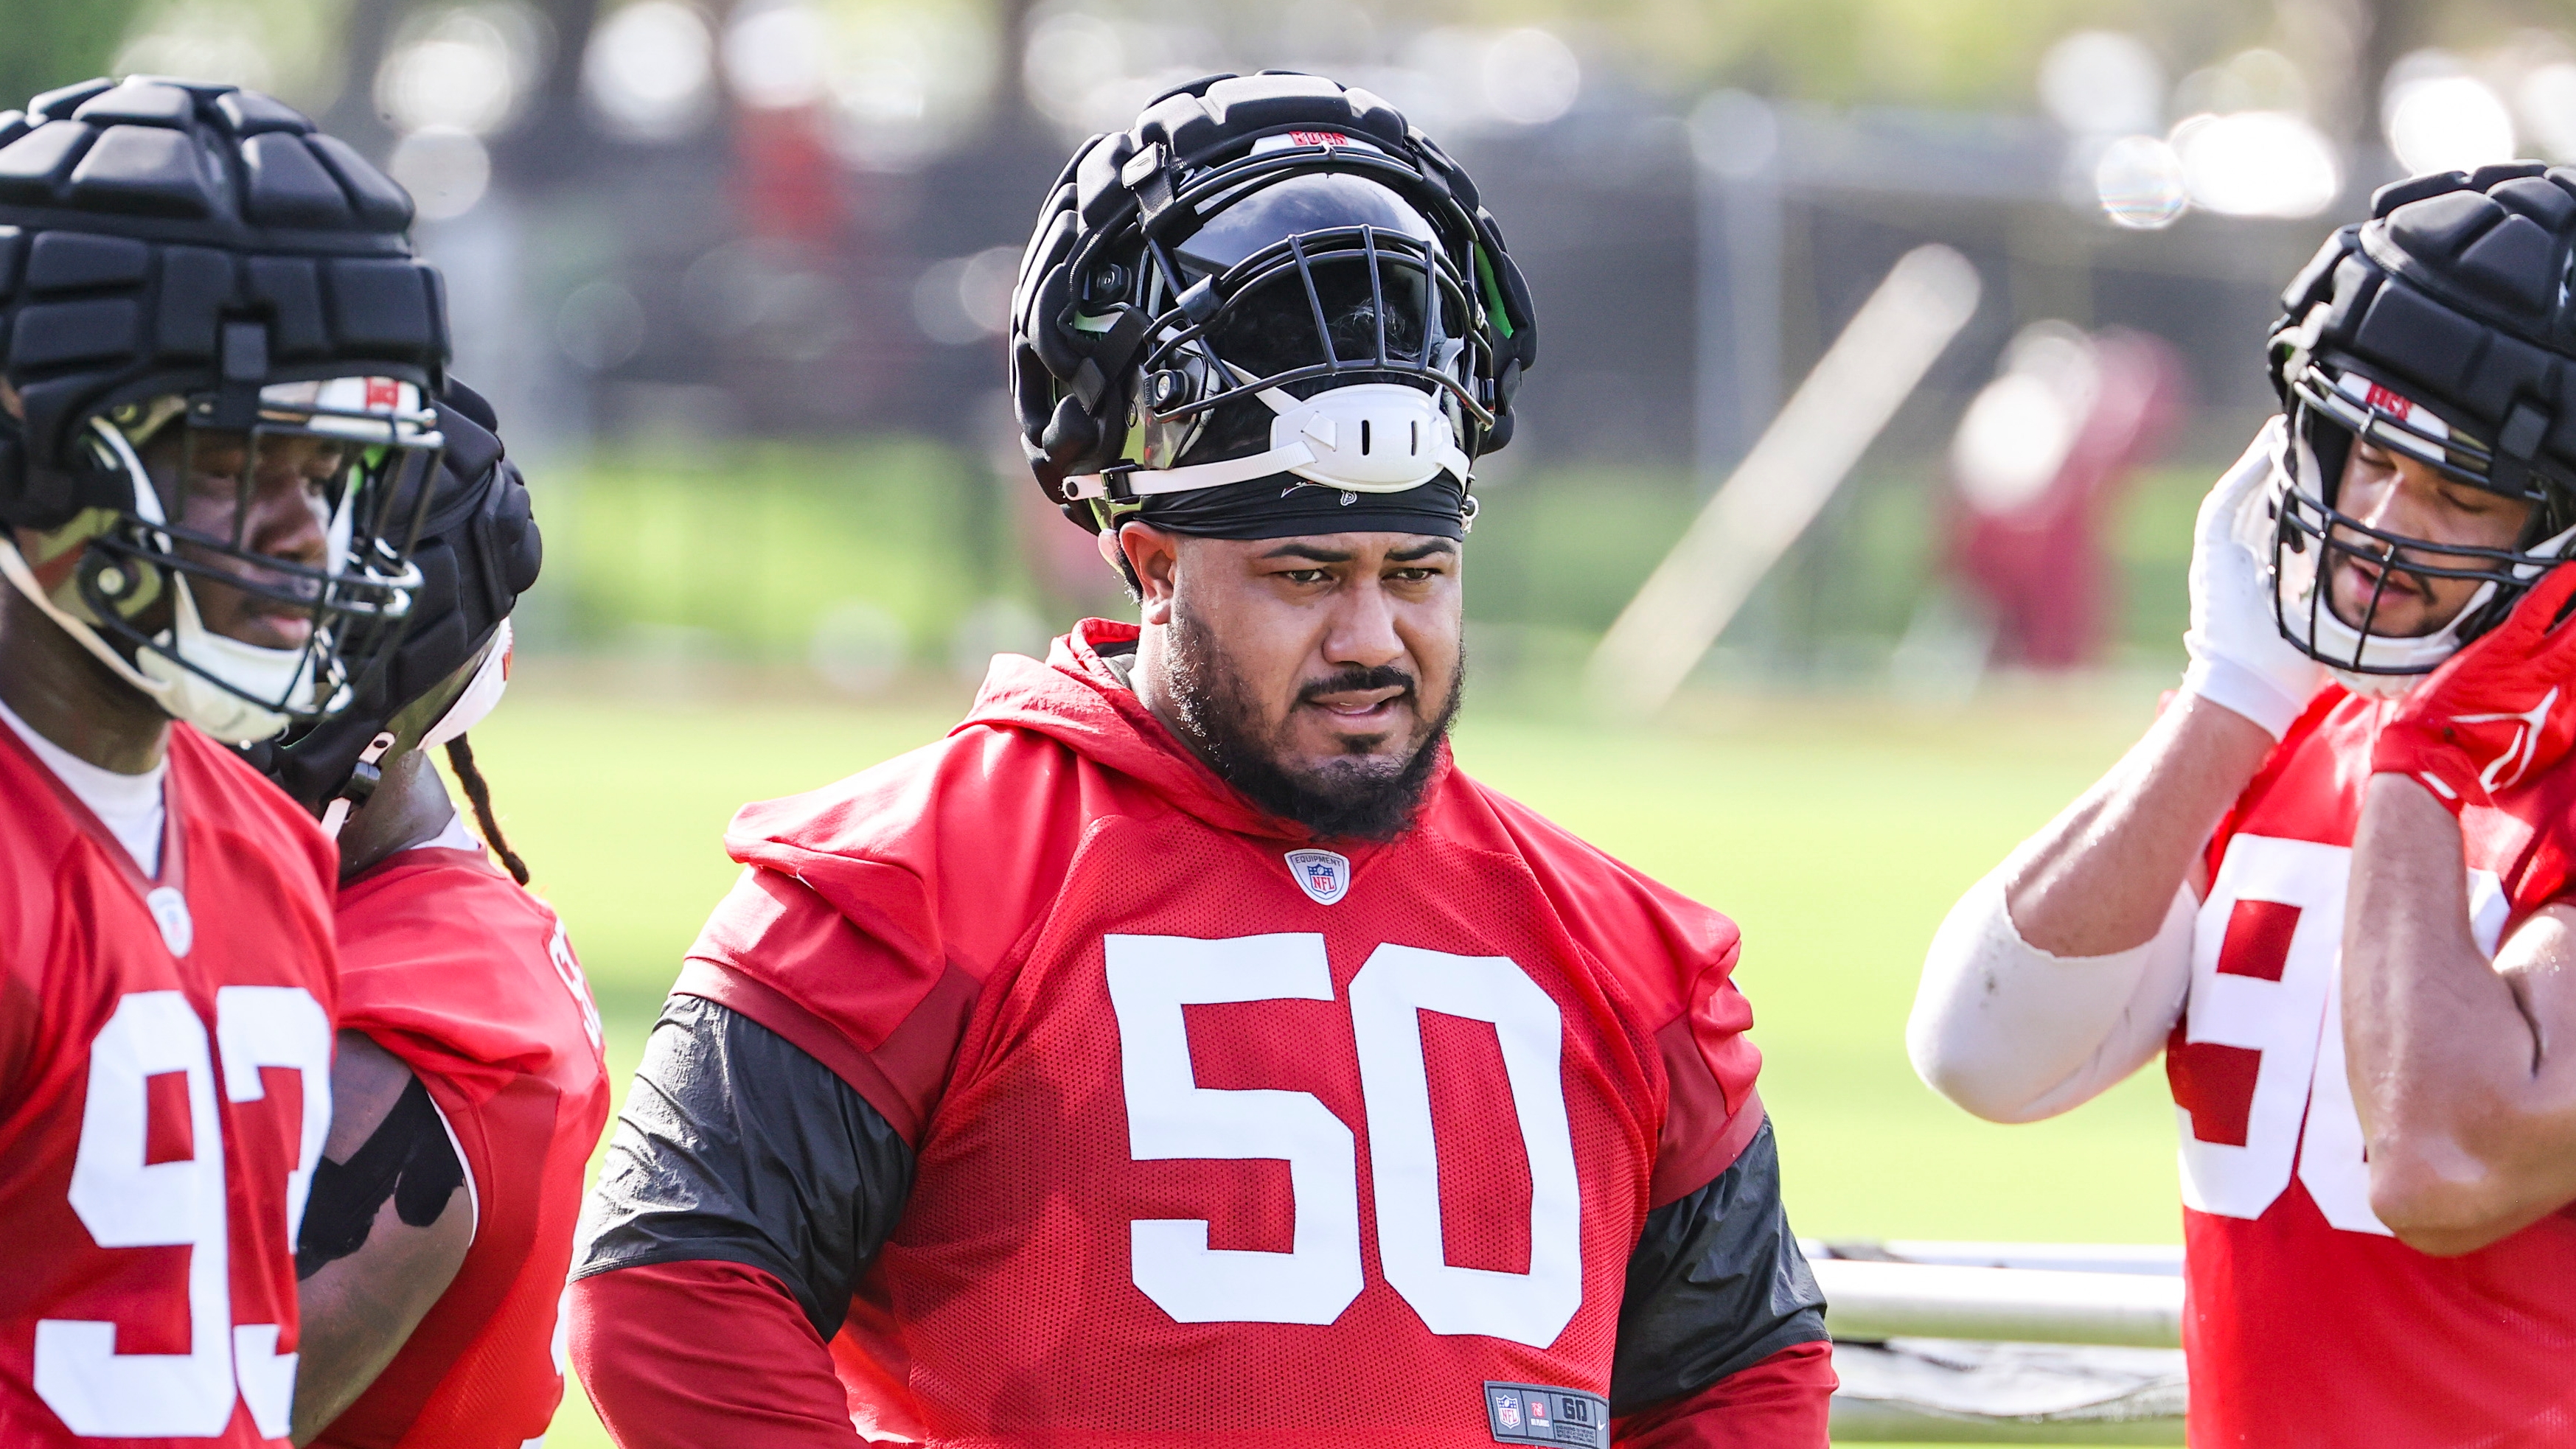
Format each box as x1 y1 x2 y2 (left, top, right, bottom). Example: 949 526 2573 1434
1163 602 1462 843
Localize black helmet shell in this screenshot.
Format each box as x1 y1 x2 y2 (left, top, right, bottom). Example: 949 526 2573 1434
1009 71 1537 531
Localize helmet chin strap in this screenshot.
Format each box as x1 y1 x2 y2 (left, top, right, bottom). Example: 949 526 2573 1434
0 417 316 743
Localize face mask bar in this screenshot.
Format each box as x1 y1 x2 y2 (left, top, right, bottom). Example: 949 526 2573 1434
1070 227 1487 502
2269 397 2572 677
2286 360 2531 502
72 385 439 725
1137 226 1486 427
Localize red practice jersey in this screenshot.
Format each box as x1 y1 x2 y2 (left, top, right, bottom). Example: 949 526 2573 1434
0 723 340 1447
2171 687 2576 1447
315 845 609 1449
661 620 1783 1447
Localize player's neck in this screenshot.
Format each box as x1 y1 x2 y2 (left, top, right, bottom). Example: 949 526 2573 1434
337 750 459 884
0 582 169 773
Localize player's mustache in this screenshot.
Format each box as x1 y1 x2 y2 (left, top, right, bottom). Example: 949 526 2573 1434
1297 663 1416 706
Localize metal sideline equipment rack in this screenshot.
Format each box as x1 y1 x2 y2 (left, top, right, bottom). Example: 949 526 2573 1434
1807 1241 2185 1445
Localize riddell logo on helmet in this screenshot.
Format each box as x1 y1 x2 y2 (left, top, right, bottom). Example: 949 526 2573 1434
1288 130 1350 147
366 377 400 411
2365 381 2425 425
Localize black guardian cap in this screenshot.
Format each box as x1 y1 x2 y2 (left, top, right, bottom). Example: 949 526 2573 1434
0 76 448 741
2269 161 2576 678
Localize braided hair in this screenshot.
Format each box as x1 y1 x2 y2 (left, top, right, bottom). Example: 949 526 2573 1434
443 734 529 886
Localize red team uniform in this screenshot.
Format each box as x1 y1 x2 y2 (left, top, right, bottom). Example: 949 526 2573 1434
0 724 339 1447
2171 687 2576 1447
313 845 609 1449
573 621 1832 1447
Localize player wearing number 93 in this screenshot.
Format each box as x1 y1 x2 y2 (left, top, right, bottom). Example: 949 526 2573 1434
570 73 1834 1448
0 79 448 1445
1912 163 2576 1448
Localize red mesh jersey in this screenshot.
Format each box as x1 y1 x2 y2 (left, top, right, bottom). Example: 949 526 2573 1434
313 846 610 1449
675 619 1768 1448
2172 688 2576 1448
0 722 340 1447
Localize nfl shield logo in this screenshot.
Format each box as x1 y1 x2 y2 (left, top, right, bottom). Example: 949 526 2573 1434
1496 1394 1522 1431
1283 848 1351 905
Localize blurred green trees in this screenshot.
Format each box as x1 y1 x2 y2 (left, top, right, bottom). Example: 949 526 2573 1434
0 0 150 111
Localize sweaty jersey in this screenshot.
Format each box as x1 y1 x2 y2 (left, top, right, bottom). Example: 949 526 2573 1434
314 845 609 1449
585 619 1820 1447
2170 686 2576 1448
0 722 339 1448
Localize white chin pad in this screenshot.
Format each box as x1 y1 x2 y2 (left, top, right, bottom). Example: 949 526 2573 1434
136 581 314 743
1067 371 1475 500
1269 383 1469 493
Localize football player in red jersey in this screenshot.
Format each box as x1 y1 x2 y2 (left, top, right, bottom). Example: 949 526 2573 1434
0 79 450 1445
1911 164 2576 1448
568 73 1833 1449
227 387 608 1448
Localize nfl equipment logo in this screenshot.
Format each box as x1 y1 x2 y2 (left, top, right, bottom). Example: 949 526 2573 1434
1528 1397 1551 1429
1284 848 1350 905
1496 1395 1522 1431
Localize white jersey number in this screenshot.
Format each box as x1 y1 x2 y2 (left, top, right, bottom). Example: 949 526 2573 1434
2175 836 2505 1234
35 988 332 1439
1106 933 1581 1348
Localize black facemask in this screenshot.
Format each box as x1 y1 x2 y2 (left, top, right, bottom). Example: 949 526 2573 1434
1161 602 1462 842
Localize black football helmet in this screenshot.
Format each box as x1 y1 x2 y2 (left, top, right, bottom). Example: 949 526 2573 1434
0 76 448 741
235 377 538 828
2267 161 2576 681
1009 71 1537 534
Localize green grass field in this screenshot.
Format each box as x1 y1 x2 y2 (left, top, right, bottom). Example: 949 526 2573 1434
457 677 2182 1448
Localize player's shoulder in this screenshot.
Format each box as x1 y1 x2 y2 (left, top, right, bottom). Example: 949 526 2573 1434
340 844 554 949
337 846 597 1072
1433 769 1742 1015
723 718 1094 901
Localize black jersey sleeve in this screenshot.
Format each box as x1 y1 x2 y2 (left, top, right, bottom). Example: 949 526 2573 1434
574 993 916 1339
1608 1116 1830 1414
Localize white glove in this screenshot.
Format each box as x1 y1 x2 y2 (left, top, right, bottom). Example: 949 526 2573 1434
2180 418 2325 739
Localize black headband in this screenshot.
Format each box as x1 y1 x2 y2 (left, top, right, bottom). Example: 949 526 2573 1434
1136 471 1469 541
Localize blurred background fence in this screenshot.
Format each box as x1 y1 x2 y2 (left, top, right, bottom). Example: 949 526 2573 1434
21 0 2576 697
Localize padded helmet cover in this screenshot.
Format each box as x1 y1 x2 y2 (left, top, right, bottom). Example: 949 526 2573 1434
1008 71 1538 530
2272 160 2576 503
0 76 445 529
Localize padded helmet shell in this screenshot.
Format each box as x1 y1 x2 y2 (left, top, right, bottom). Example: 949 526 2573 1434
0 77 445 530
2272 161 2576 503
2267 161 2576 675
1008 71 1536 531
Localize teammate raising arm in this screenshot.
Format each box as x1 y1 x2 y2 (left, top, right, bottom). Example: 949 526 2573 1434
1910 164 2576 1448
240 386 608 1448
571 73 1832 1449
0 78 448 1445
